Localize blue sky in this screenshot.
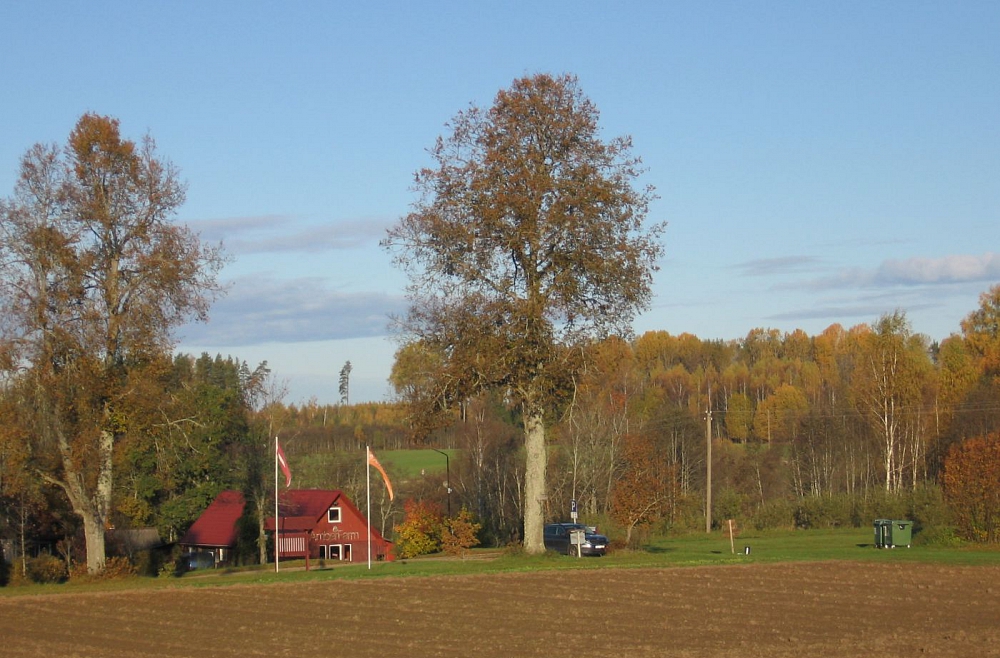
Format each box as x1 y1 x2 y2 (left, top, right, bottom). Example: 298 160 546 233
2 2 998 404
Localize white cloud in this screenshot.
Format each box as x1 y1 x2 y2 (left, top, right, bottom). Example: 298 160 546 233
800 252 999 291
176 275 407 346
874 252 1000 285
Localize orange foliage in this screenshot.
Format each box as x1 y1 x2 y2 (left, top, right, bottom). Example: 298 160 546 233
942 431 1000 543
610 434 677 543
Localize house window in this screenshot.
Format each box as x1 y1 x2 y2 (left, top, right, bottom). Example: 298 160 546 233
327 506 341 523
318 545 327 560
329 544 341 560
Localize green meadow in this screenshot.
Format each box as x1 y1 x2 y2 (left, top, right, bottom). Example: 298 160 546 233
5 528 997 597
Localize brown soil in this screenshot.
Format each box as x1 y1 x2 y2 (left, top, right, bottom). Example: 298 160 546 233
2 561 998 657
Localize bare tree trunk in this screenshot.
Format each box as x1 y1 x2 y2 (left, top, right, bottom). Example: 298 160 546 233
51 425 113 574
523 404 547 555
256 495 268 565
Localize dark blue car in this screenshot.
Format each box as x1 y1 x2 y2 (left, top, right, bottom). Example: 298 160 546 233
543 523 608 556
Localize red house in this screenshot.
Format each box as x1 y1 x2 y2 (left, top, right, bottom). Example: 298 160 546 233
265 489 394 564
178 490 246 566
181 489 393 567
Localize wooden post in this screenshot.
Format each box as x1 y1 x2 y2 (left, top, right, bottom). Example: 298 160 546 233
728 519 735 554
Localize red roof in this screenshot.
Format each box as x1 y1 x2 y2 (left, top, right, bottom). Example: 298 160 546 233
179 490 246 548
265 489 348 531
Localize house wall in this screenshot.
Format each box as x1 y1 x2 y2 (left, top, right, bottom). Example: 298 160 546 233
307 502 392 563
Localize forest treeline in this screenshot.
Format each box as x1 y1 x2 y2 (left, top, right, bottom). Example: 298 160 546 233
375 286 1000 547
252 284 1000 551
3 287 999 576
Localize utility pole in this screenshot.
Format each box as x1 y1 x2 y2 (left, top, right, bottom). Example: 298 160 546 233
706 402 713 533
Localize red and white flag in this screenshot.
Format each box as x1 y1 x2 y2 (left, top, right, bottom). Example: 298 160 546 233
276 439 292 488
367 447 394 501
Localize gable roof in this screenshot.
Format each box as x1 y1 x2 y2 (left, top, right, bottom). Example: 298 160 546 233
179 490 246 548
265 489 345 532
280 489 344 519
264 490 386 542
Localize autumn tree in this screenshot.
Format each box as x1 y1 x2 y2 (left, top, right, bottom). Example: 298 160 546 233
383 73 663 554
0 114 225 572
611 433 676 544
724 392 752 443
961 284 1000 379
942 431 1000 543
947 285 1000 441
441 507 482 558
850 312 931 492
752 384 809 443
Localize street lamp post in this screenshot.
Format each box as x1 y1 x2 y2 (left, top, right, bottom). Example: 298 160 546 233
432 449 452 517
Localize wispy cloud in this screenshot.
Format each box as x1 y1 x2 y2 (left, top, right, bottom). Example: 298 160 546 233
874 252 1000 285
181 215 392 256
767 300 938 324
735 256 822 277
176 275 407 346
802 252 1000 290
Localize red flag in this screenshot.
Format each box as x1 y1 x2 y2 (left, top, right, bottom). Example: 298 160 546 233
276 439 292 488
367 447 394 501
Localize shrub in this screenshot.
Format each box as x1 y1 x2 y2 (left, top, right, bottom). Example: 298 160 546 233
27 554 67 584
751 499 795 530
713 488 745 526
664 495 706 534
393 499 443 559
913 525 963 548
441 508 482 558
907 484 953 536
101 556 137 580
501 543 525 558
853 491 909 526
68 556 137 582
794 495 852 529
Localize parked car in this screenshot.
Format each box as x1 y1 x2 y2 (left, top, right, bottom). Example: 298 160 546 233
543 523 608 556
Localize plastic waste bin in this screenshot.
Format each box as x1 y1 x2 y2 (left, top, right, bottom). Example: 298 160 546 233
874 519 912 548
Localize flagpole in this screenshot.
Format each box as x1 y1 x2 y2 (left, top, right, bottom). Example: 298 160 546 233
274 436 279 573
366 445 372 570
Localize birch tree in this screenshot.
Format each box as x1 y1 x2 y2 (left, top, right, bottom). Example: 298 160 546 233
0 114 225 573
850 312 928 492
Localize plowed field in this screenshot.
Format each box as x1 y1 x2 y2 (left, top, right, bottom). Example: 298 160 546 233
2 562 998 657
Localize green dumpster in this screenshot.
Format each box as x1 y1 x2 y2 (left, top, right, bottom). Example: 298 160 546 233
874 519 912 548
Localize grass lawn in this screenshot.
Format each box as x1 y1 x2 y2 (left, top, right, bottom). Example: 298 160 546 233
5 527 997 597
373 449 457 479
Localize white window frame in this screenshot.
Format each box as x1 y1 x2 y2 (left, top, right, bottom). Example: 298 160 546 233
327 506 341 523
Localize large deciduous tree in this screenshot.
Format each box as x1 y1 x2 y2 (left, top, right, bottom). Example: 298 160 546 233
0 113 225 573
383 73 663 553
